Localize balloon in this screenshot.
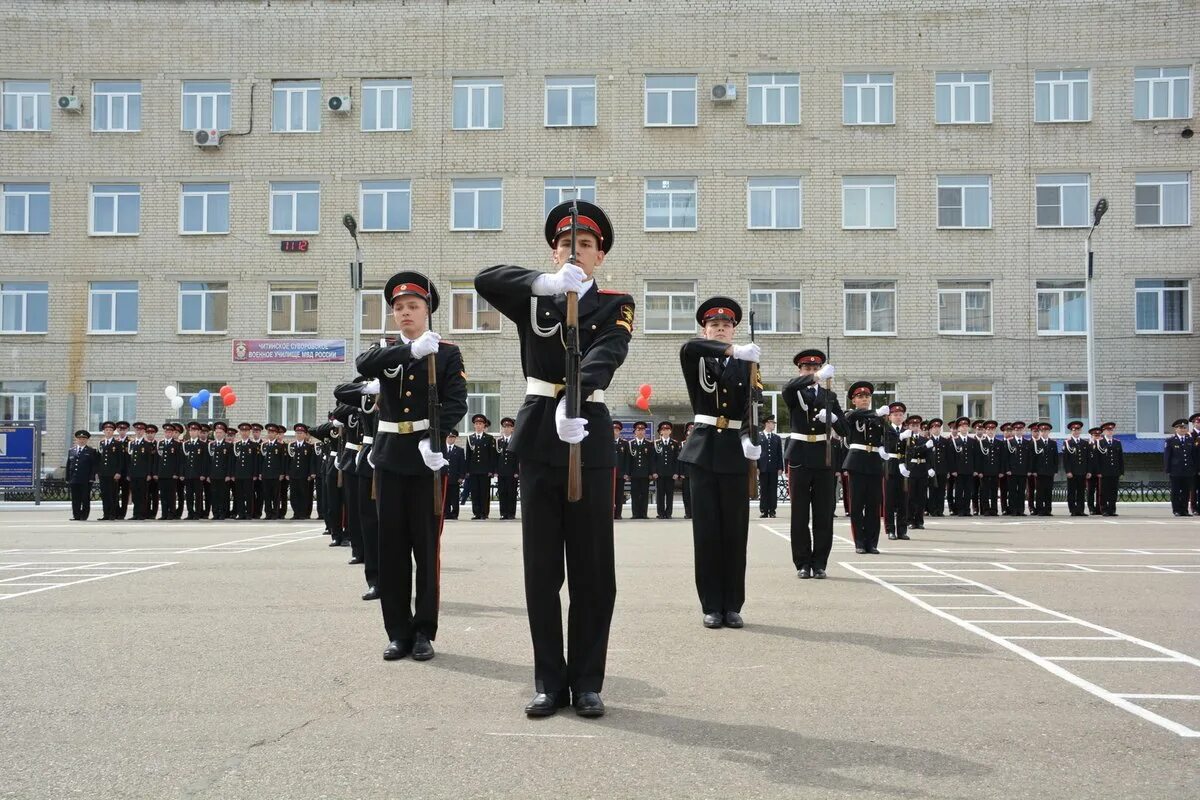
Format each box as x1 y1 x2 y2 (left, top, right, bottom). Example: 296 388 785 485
170 396 184 410
635 396 650 412
164 385 178 399
223 392 237 407
638 384 652 397
197 389 211 402
189 395 204 410
219 385 233 397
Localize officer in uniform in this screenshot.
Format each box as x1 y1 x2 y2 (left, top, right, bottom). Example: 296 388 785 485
1095 421 1124 516
156 423 183 519
334 380 381 596
627 422 652 518
842 382 889 553
95 421 126 520
924 418 949 517
1031 422 1059 515
466 414 497 520
973 421 1002 515
946 417 973 516
208 422 234 520
881 402 910 540
1190 413 1200 515
125 422 154 520
1166 419 1196 515
250 423 265 518
260 424 288 520
901 414 935 530
652 421 680 519
287 423 318 519
114 421 132 518
308 415 345 542
756 415 784 519
197 423 213 518
475 200 632 718
181 422 208 519
143 424 160 519
611 422 629 519
231 423 257 520
1003 421 1032 516
66 430 97 521
1060 421 1089 516
443 430 466 520
496 417 520 519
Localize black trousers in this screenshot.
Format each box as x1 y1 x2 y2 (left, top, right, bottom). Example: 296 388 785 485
950 474 971 515
977 475 999 515
655 475 675 518
1086 475 1098 513
343 472 364 559
184 479 205 518
927 474 947 515
445 477 461 519
612 472 624 519
1006 474 1027 514
117 477 130 519
789 466 835 570
70 483 91 520
253 477 263 518
689 464 750 615
158 478 179 519
130 477 150 519
1190 474 1199 513
324 471 344 540
376 468 445 643
498 476 519 518
759 470 778 515
1170 476 1192 514
289 477 314 519
469 474 491 518
1098 475 1118 514
883 474 908 535
211 478 231 520
315 471 325 518
681 475 692 518
147 479 159 518
234 478 254 519
262 478 283 519
200 480 210 516
99 475 120 519
1066 475 1086 514
629 477 650 518
1033 475 1054 515
358 472 380 589
907 475 928 527
847 471 881 550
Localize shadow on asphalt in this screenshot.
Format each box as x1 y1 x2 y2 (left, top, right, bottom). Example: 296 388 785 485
426 652 668 700
745 623 989 659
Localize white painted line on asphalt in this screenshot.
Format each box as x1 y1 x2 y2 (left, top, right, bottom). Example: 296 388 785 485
992 562 1018 571
1047 657 1180 662
934 606 1030 610
908 593 999 597
484 732 598 739
0 562 176 601
1116 694 1200 701
1005 636 1122 641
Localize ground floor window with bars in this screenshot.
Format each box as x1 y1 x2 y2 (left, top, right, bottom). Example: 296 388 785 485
268 383 317 429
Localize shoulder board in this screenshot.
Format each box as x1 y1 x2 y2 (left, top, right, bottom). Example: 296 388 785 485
438 339 457 346
598 289 626 295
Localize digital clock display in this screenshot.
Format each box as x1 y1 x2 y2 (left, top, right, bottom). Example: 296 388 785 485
280 240 309 252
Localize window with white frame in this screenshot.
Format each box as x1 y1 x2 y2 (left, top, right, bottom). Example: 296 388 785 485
543 177 596 217
360 289 400 335
181 80 232 131
938 281 992 334
0 282 48 334
452 77 503 130
177 381 225 420
269 282 319 334
937 175 991 228
1035 173 1089 227
545 76 596 127
749 281 802 333
842 176 896 229
644 178 697 231
88 381 137 431
747 73 800 125
935 71 991 124
2 80 50 131
451 178 502 230
92 80 141 132
1135 279 1190 333
272 80 321 133
88 281 138 334
747 177 802 229
361 79 412 131
940 383 993 421
844 280 896 335
360 180 411 232
180 182 230 234
179 281 228 333
0 381 47 429
1035 70 1090 123
843 73 894 125
644 75 697 126
1134 66 1192 121
1037 382 1089 433
1134 172 1190 227
90 183 140 236
268 382 317 429
866 382 897 409
459 381 501 434
2 183 49 234
270 181 320 234
1036 280 1087 335
644 280 697 333
1136 382 1192 436
450 281 501 333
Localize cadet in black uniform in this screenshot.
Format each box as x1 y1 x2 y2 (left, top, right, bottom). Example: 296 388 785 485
680 421 696 519
1166 419 1196 515
181 422 208 519
1031 422 1059 515
1085 426 1102 514
286 423 318 519
475 200 633 718
333 381 381 596
924 418 949 517
126 422 155 520
1060 421 1089 516
901 414 934 530
496 417 520 519
652 421 680 519
249 423 265 518
1002 421 1032 516
443 430 466 520
466 415 497 519
973 421 1002 516
66 430 97 521
308 416 345 543
1095 421 1124 516
260 424 288 520
114 421 132 519
842 383 890 553
207 422 234 520
143 424 160 519
627 422 652 518
231 423 257 520
156 424 184 519
95 421 127 520
881 402 910 540
756 416 783 519
1190 413 1200 515
611 422 629 519
197 424 213 518
947 417 974 516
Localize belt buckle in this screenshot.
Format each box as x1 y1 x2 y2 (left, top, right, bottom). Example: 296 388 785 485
715 416 729 429
397 421 414 434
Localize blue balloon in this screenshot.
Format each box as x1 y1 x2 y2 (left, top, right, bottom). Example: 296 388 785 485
197 389 212 402
189 395 204 410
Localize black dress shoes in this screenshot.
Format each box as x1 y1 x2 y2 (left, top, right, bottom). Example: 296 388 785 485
348 556 364 565
855 547 867 554
702 612 723 629
339 539 351 547
573 692 605 718
897 533 910 540
328 539 342 547
723 611 744 629
798 566 812 579
525 691 570 717
361 586 379 601
812 567 827 579
867 547 880 554
383 640 411 661
887 532 897 540
412 633 434 661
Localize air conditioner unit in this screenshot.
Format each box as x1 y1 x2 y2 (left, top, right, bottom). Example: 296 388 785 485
711 83 737 102
327 95 351 113
57 95 82 113
193 128 221 148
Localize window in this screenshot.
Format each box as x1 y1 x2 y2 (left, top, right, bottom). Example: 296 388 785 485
0 381 47 429
844 280 896 335
177 381 225 420
1036 280 1087 335
935 71 991 124
940 383 993 421
644 280 697 333
644 75 697 126
272 80 320 133
543 177 596 216
361 79 412 131
1136 382 1192 436
181 80 232 131
88 381 137 431
1037 382 1089 433
644 178 697 231
360 180 411 232
747 177 802 229
268 382 317 429
450 281 501 333
2 183 49 234
843 73 894 125
92 80 141 132
1135 279 1190 333
938 281 992 334
179 281 228 334
2 80 50 131
842 176 896 229
749 281 802 333
1135 172 1190 227
269 282 319 334
459 381 500 434
1035 70 1090 123
937 175 991 228
0 282 48 334
88 281 138 334
89 183 140 236
747 73 800 125
1134 67 1192 121
270 181 320 234
545 76 596 127
360 289 400 335
452 77 503 130
451 178 502 230
868 381 898 409
1035 173 1089 228
180 182 230 235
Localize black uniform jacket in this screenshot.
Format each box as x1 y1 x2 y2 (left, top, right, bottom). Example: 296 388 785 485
676 338 756 476
781 373 846 469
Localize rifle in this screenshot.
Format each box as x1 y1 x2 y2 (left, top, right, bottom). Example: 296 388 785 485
565 200 583 502
746 310 761 500
426 278 443 516
824 334 833 468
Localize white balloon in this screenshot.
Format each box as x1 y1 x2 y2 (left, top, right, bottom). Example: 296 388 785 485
170 396 184 410
164 385 178 399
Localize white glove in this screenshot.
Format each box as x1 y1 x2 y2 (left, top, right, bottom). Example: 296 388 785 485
815 363 835 381
878 448 890 461
815 409 839 424
741 438 762 460
925 439 935 450
418 437 448 472
731 342 761 363
899 464 911 478
927 468 936 478
899 429 913 441
875 406 890 417
362 378 381 395
331 419 345 428
554 397 588 444
411 330 441 359
532 262 588 296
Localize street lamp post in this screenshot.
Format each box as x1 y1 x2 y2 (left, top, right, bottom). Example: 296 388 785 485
1085 198 1108 428
343 214 363 369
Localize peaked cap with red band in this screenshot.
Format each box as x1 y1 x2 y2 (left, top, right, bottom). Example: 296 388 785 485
793 348 827 367
383 271 440 313
847 380 874 401
695 296 742 326
544 200 615 253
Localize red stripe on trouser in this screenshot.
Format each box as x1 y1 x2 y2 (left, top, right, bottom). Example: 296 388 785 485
435 473 448 610
612 468 617 518
846 477 856 545
880 476 886 519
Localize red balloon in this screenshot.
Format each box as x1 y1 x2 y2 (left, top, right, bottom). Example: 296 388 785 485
222 392 237 407
219 385 234 396
635 396 650 412
638 384 653 397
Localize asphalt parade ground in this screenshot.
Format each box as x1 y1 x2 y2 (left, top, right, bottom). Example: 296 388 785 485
1 504 1197 799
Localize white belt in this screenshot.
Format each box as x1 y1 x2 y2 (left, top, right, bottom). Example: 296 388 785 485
362 436 374 444
378 420 430 434
525 377 605 404
790 433 827 442
345 442 361 451
694 415 743 430
848 443 877 453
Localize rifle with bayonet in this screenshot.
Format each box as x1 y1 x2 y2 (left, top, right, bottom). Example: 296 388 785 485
564 200 583 503
746 310 761 500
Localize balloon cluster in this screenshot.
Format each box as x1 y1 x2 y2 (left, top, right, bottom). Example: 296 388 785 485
163 384 237 412
635 383 652 412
